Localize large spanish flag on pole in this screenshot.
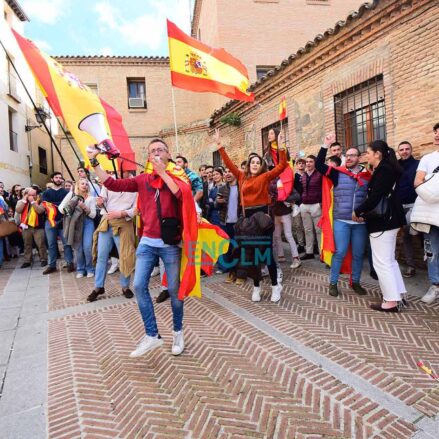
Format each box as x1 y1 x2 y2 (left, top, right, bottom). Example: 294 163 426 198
11 30 136 171
167 19 254 102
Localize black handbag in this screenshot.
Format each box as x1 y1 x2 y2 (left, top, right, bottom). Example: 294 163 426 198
363 183 395 220
155 189 182 245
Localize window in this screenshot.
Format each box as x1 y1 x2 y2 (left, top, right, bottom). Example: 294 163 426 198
256 66 275 81
85 83 98 95
213 151 221 167
38 147 48 175
8 108 17 152
7 57 19 101
334 75 386 152
127 78 147 109
261 119 289 155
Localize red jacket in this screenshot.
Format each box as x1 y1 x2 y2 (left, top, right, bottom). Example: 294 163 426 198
104 174 181 239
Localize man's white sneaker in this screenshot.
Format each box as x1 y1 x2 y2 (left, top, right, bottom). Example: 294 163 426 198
172 330 185 356
421 285 439 305
290 259 302 269
129 335 163 358
76 273 84 279
150 266 160 277
252 286 261 302
271 284 283 303
86 272 95 278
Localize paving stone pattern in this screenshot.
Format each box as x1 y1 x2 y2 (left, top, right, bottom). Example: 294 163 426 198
46 263 439 439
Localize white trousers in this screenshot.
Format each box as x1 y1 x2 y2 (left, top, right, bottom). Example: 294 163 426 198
300 203 321 254
369 228 406 301
273 214 299 259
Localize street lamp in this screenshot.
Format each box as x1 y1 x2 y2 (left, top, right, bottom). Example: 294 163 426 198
25 106 51 131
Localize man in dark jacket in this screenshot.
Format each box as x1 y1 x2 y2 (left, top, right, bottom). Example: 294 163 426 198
396 141 419 278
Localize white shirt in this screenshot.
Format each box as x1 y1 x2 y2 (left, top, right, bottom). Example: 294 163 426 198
226 185 239 223
417 150 439 174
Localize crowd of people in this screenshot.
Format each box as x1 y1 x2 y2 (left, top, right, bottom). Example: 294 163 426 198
0 122 438 357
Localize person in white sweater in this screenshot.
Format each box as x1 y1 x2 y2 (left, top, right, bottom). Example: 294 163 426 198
59 178 96 278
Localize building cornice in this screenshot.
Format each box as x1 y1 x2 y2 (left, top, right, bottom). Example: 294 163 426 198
5 0 29 21
210 0 429 123
53 55 170 67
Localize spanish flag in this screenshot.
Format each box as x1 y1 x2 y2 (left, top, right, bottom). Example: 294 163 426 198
270 142 294 201
319 167 371 280
144 161 230 299
41 201 57 227
11 30 136 171
279 96 287 121
20 203 39 228
167 20 254 102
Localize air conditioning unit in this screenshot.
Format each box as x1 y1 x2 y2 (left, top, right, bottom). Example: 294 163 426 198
129 97 145 108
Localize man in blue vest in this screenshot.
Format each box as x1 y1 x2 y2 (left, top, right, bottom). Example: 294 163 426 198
316 133 370 297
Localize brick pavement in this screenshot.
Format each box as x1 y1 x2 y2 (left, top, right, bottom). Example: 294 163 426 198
43 262 439 439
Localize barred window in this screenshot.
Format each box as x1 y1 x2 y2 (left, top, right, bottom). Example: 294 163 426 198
212 151 221 167
334 75 386 152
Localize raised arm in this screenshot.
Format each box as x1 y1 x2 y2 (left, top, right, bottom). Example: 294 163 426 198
213 128 242 179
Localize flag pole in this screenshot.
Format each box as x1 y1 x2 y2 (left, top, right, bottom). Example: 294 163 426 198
171 86 180 153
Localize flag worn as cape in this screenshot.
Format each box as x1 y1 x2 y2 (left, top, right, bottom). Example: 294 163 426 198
11 30 136 171
167 19 254 102
318 166 371 280
144 161 230 299
270 142 294 201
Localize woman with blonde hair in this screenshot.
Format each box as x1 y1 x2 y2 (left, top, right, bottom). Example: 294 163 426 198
59 178 97 278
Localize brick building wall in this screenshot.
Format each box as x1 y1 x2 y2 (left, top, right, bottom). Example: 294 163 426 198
206 0 438 169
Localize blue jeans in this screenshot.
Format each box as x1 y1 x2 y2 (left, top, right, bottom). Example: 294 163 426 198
134 243 183 337
45 220 73 268
95 227 130 288
425 225 439 285
217 223 235 273
330 220 367 284
0 237 4 266
76 217 95 275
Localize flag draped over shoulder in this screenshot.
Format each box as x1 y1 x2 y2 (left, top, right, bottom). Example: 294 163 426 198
167 19 254 102
270 142 294 201
319 167 371 281
11 30 135 171
143 161 230 299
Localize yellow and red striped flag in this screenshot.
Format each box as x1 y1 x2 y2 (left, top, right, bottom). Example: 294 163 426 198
11 30 136 171
279 96 287 121
167 19 254 102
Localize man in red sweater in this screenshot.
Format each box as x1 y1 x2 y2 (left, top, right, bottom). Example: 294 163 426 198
88 139 186 357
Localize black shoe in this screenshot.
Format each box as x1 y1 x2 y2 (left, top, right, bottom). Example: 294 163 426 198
403 267 416 278
41 261 48 267
43 266 57 275
87 288 105 302
123 288 134 299
300 253 314 260
156 290 170 303
370 303 399 312
369 269 378 280
297 245 305 254
352 283 367 296
21 262 31 268
66 263 75 273
329 283 339 297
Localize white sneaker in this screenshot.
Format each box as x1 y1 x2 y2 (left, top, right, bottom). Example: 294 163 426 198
150 266 160 277
277 269 283 285
107 264 119 275
86 272 95 278
252 286 261 302
172 330 185 356
129 335 163 358
271 284 283 303
290 259 302 269
76 273 84 279
421 285 439 305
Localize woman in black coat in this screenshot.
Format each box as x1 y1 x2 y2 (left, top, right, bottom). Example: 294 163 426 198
353 140 407 312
